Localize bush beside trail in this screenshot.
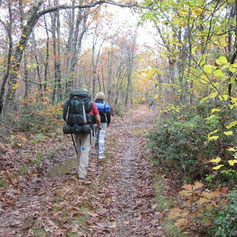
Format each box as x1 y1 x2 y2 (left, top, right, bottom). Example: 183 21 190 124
147 102 237 236
147 102 237 184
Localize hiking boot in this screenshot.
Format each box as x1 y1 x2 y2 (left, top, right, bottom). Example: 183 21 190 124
78 172 86 179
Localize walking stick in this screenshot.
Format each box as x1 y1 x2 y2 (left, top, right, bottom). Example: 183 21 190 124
71 134 78 155
95 127 100 175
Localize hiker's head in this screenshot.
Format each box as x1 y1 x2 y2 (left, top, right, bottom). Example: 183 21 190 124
95 92 105 100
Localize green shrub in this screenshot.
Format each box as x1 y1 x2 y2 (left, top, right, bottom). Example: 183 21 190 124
210 190 237 237
147 102 237 183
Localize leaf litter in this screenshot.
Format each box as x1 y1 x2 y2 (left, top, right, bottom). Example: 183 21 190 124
0 106 164 236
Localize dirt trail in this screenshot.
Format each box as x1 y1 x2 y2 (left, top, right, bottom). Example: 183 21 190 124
0 105 164 236
97 106 163 237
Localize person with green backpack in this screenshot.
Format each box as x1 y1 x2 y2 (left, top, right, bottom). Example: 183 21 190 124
63 89 101 179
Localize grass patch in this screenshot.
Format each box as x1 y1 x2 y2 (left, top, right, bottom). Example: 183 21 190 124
29 228 49 236
46 148 55 159
57 136 64 142
17 165 28 175
46 145 63 159
47 157 77 178
31 152 44 166
153 174 189 237
66 205 90 235
66 233 78 237
0 178 8 187
30 134 46 144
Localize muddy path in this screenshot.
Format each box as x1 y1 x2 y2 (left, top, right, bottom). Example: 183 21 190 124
0 105 164 236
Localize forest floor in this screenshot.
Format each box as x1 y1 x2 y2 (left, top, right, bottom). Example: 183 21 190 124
0 105 167 237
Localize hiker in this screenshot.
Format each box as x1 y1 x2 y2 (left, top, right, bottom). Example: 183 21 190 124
95 92 111 160
63 89 101 179
148 97 154 110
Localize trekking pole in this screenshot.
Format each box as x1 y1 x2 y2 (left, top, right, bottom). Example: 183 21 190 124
96 127 100 175
71 134 78 155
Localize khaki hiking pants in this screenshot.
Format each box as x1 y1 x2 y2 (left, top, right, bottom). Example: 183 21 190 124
74 133 91 179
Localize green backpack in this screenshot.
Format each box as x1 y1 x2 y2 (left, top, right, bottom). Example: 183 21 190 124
63 89 94 134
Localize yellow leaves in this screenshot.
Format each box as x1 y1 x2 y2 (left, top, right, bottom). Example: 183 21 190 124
215 56 228 65
200 96 208 104
205 114 216 121
223 131 233 136
229 77 235 84
208 135 219 141
203 64 214 74
199 54 207 67
213 69 227 79
228 160 237 166
209 92 218 99
192 8 203 16
211 108 221 113
229 67 237 73
192 46 198 55
169 38 182 46
209 157 221 164
200 75 208 84
208 129 219 137
229 64 237 73
226 121 237 130
227 147 236 152
207 130 219 143
213 165 224 170
219 94 229 101
19 45 24 51
12 83 20 90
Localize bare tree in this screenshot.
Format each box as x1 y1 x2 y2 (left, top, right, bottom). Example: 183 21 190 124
0 0 138 116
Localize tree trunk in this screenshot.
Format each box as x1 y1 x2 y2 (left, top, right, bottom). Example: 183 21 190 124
0 2 13 115
125 31 137 106
65 0 75 94
4 2 43 113
56 5 62 101
43 12 50 92
32 31 43 94
23 54 29 99
107 47 113 104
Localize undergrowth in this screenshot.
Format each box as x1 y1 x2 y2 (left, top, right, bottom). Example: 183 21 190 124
148 102 237 236
147 102 237 185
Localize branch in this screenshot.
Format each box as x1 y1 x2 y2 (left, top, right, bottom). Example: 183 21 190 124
39 1 139 17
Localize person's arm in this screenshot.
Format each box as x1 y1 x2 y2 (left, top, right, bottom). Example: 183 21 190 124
92 102 101 129
95 114 101 129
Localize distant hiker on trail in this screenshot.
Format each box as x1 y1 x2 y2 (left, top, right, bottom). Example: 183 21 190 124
148 97 154 110
63 89 101 179
95 92 111 160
